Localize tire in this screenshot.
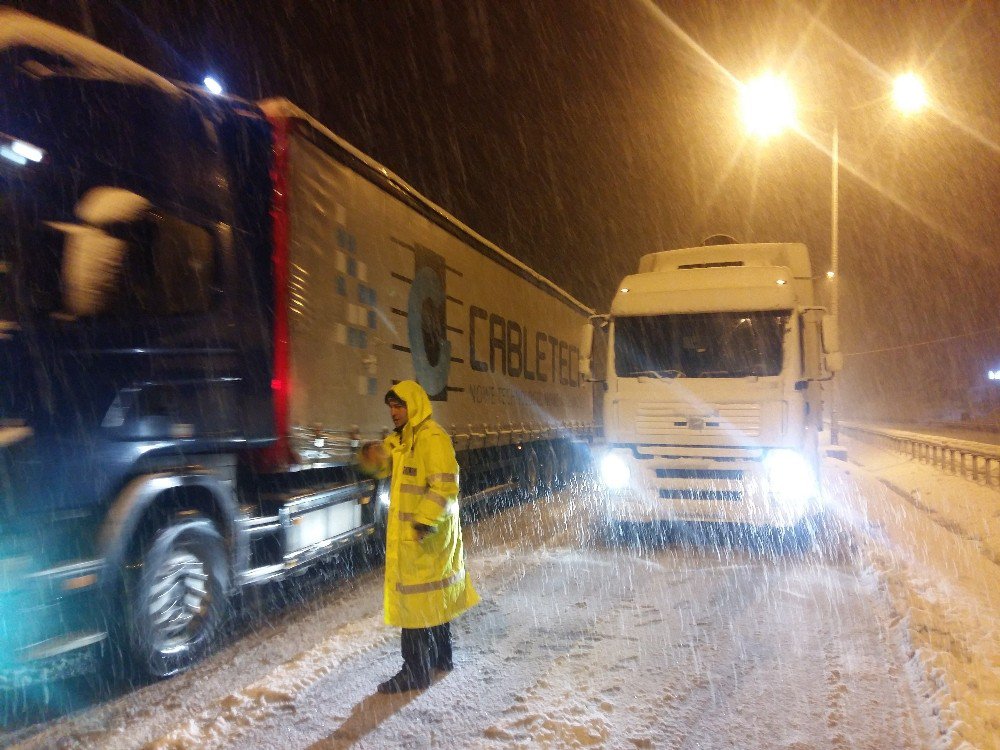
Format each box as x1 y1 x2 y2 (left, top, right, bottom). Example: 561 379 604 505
553 443 573 488
536 445 557 497
127 516 229 679
518 448 541 502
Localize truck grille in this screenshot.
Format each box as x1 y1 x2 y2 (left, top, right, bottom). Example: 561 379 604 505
654 468 743 480
636 403 761 439
659 488 743 502
647 466 748 503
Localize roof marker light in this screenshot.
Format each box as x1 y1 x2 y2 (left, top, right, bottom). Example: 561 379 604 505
11 140 44 162
203 76 223 95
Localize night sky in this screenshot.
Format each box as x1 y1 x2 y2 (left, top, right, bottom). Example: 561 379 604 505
10 0 1000 423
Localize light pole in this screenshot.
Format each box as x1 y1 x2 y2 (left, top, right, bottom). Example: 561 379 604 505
828 120 841 444
739 72 928 445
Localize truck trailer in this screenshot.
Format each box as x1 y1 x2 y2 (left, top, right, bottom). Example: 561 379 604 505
588 238 841 534
0 11 594 683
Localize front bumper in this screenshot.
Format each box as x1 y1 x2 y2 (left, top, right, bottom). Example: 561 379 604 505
597 445 822 529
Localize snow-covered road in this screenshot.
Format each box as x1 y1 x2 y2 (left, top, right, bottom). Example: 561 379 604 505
5 476 941 750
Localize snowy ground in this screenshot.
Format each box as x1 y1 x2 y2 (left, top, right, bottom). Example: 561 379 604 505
4 430 998 749
826 430 1000 750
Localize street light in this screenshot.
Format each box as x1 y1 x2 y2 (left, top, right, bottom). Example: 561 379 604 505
892 72 929 116
739 74 796 138
740 72 928 444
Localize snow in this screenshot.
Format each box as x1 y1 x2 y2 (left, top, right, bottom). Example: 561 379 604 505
826 431 1000 750
0 9 180 96
4 430 998 749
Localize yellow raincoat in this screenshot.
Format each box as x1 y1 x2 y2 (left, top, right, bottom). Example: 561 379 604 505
360 380 479 628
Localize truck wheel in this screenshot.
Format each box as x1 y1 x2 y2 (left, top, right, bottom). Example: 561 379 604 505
518 448 541 502
128 517 229 679
553 443 573 488
536 445 557 496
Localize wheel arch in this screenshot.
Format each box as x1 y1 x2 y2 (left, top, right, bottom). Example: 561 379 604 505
97 470 244 594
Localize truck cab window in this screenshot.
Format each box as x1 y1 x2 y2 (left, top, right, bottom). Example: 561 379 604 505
58 208 216 318
140 212 215 315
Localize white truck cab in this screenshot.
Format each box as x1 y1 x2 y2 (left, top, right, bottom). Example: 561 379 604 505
589 240 841 531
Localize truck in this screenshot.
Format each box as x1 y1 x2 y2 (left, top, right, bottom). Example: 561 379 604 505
0 10 595 684
586 237 841 536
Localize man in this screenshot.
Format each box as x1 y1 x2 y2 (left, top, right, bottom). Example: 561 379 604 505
359 380 480 693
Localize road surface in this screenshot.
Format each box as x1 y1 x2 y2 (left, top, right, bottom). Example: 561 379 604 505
4 479 937 749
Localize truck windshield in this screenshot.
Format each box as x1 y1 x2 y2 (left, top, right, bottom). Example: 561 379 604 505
1 52 219 320
614 310 791 378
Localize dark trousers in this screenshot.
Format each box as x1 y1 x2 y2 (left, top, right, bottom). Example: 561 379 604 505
401 622 452 679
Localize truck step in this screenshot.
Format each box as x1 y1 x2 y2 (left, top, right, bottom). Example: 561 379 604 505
17 630 107 661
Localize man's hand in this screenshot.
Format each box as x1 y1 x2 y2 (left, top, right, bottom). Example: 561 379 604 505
357 441 389 478
360 441 387 465
413 522 434 541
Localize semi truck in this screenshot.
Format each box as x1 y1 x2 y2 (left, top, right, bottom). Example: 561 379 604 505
0 10 595 683
587 238 841 534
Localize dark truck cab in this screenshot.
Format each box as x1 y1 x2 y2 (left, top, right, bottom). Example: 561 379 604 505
0 19 301 682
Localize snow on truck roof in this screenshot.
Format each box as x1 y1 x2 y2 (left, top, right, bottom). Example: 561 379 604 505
0 8 181 97
259 98 594 318
612 265 798 315
638 242 812 279
613 243 813 316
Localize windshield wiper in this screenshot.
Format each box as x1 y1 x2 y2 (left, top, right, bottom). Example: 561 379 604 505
629 369 686 379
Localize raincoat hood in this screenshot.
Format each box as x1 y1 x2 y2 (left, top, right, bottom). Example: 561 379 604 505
388 380 433 446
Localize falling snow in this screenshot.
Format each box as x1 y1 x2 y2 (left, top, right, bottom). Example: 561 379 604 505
4 426 997 749
2 2 998 748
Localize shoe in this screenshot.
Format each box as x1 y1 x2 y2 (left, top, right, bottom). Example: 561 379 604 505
377 670 430 694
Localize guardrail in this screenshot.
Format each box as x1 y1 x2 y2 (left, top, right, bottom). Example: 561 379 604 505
839 421 1000 490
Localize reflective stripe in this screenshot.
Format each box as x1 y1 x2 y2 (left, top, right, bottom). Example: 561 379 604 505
423 489 450 508
426 473 456 484
400 483 425 495
396 570 465 595
398 511 418 522
402 466 418 476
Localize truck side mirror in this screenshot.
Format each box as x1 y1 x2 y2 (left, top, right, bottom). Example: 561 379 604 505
825 351 844 373
580 315 609 382
821 314 840 354
579 321 594 381
50 187 154 317
821 314 842 373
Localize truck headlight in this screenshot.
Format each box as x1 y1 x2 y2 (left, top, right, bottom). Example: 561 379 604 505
599 454 630 490
763 449 817 510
